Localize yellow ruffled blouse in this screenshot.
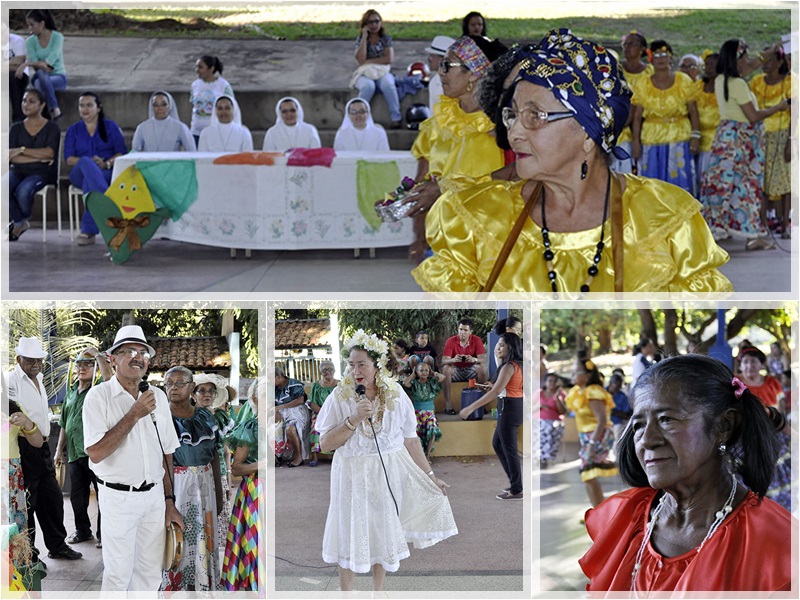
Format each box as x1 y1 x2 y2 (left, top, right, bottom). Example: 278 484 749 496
412 173 733 294
750 73 792 133
565 384 615 433
631 71 698 145
617 64 654 145
694 79 720 153
410 94 505 194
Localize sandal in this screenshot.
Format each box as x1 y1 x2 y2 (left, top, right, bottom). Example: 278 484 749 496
287 460 304 468
308 460 318 467
745 236 776 251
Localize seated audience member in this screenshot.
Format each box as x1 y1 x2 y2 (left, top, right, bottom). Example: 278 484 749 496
6 28 31 123
132 91 195 152
65 91 127 246
198 94 253 152
441 318 488 414
20 10 67 120
462 11 488 37
274 367 309 467
408 330 437 370
8 88 60 241
392 339 412 376
333 98 390 152
263 97 321 152
351 9 402 128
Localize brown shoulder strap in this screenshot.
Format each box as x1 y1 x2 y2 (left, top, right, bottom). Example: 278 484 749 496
610 174 624 293
481 181 542 293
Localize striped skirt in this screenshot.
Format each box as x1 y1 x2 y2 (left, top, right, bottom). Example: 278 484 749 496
221 474 261 591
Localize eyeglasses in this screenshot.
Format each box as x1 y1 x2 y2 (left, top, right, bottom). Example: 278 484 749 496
20 357 44 364
501 106 575 130
321 367 334 373
281 108 297 114
194 387 216 395
114 348 152 360
652 52 671 59
367 19 380 24
439 61 467 73
348 109 368 115
75 362 95 369
165 381 192 389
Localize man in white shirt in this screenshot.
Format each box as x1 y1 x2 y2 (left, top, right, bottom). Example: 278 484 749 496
425 35 455 111
83 325 183 591
7 337 83 567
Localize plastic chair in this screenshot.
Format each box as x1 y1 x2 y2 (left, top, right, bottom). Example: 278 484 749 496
34 138 65 242
68 184 83 241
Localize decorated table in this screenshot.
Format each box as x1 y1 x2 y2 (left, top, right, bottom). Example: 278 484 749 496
108 150 416 254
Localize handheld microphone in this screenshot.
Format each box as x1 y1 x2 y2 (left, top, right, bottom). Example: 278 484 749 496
138 377 155 423
355 384 370 423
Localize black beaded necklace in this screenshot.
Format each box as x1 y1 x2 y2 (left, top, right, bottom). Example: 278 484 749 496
540 170 612 296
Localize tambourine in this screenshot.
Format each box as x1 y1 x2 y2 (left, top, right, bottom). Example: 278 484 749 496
163 522 183 571
56 461 66 490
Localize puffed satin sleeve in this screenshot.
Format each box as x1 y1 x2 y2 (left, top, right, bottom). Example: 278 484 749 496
413 175 732 294
581 488 795 592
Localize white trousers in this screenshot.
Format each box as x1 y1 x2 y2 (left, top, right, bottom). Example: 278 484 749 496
98 481 165 592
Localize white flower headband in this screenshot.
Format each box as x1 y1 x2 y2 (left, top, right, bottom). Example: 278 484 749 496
336 329 398 409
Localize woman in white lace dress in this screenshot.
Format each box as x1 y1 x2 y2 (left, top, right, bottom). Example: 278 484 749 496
316 330 458 591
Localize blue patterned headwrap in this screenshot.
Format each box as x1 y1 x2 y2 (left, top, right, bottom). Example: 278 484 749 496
511 29 632 158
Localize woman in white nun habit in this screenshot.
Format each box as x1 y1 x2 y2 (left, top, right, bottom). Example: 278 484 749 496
262 96 321 152
198 94 253 152
333 98 390 152
131 91 196 152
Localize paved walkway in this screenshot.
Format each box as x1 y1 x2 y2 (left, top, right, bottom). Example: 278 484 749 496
4 224 794 294
274 455 527 595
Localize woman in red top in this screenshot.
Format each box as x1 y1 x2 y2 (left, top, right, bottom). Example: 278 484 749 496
737 345 784 408
459 332 524 500
580 354 792 592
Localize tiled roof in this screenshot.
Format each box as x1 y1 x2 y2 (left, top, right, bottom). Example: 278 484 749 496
148 336 231 371
275 319 332 349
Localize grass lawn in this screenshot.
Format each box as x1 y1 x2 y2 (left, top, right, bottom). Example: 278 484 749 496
89 7 791 55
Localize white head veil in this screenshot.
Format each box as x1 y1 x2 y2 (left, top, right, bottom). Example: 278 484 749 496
210 93 243 126
263 96 321 151
148 90 180 121
333 97 390 152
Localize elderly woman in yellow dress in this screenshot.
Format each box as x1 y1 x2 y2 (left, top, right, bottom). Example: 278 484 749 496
413 29 732 295
404 34 507 261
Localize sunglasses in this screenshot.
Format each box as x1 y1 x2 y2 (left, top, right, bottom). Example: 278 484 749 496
439 61 467 73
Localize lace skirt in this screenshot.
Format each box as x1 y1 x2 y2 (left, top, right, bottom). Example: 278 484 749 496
162 464 219 591
322 447 458 573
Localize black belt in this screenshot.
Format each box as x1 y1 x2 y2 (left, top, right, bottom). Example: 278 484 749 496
96 477 155 492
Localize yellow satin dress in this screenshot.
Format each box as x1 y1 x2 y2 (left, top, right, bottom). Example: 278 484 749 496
411 95 504 194
412 173 733 294
694 79 720 153
750 73 792 198
631 71 698 144
617 63 653 146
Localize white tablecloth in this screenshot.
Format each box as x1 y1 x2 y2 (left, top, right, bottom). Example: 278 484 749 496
111 150 416 250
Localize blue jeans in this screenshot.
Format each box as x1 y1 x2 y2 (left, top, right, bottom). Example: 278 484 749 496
355 73 401 122
69 156 112 235
31 71 67 112
8 171 46 226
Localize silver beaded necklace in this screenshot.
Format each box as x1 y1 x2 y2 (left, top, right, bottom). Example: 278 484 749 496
631 472 737 597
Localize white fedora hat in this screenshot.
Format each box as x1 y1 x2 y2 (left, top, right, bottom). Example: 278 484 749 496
107 325 156 356
424 35 456 57
15 337 48 359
